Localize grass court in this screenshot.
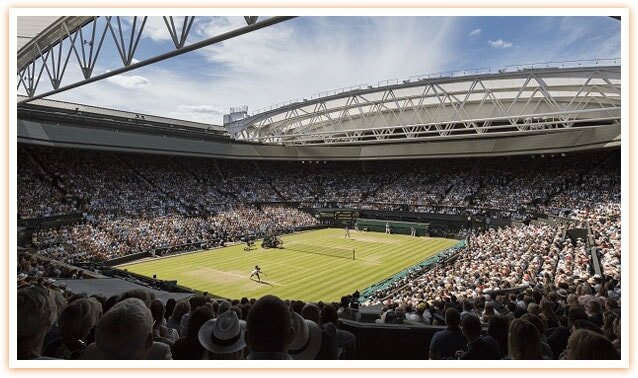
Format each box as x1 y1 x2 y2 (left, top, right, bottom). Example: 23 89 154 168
118 228 458 302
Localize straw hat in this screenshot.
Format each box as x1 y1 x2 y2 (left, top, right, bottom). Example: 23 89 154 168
288 312 322 360
198 310 246 354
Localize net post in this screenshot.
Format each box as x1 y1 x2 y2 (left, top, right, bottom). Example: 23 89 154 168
352 249 355 260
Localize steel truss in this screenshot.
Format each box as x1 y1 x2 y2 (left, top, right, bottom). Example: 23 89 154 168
227 66 620 145
17 16 295 103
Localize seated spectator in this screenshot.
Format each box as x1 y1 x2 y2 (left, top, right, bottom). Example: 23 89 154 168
520 313 553 359
43 298 101 359
429 308 467 360
167 300 190 337
245 295 294 360
545 307 588 359
17 285 61 360
301 303 321 324
288 311 324 360
507 319 545 360
587 300 604 327
171 305 215 360
337 296 357 321
198 310 246 360
300 304 340 360
320 304 356 360
565 329 619 360
164 298 176 323
487 315 509 358
405 302 432 325
457 314 500 360
179 296 207 336
150 299 179 344
84 298 171 360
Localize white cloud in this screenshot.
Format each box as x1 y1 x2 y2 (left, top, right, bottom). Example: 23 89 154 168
177 104 226 115
49 17 461 125
469 28 481 37
488 39 513 48
191 17 460 118
105 72 150 89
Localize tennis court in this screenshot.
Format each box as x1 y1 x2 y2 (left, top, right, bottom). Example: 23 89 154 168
118 228 458 302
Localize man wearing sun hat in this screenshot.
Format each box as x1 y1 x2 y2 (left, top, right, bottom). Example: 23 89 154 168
198 310 246 359
288 311 323 360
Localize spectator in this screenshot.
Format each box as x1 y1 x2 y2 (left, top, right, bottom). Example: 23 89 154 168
171 305 214 360
507 319 544 360
429 308 467 360
245 295 294 360
288 311 324 360
83 298 171 360
17 285 60 360
456 314 500 360
587 300 604 327
167 300 190 337
487 315 509 358
150 299 179 344
43 298 101 359
198 310 246 360
320 304 356 360
565 329 619 360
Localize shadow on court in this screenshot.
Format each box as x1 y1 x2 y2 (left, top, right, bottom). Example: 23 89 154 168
250 278 274 287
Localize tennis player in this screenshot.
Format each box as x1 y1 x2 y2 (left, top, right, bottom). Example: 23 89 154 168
250 265 263 282
344 225 351 239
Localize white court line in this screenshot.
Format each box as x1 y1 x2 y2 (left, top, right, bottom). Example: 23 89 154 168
194 266 246 279
195 266 284 287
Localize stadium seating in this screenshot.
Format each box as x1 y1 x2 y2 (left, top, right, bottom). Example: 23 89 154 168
16 145 621 360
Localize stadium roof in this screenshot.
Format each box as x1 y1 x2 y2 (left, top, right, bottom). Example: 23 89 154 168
225 64 620 145
15 16 621 148
17 94 227 132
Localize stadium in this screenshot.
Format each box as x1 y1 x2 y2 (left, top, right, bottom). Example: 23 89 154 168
14 15 622 362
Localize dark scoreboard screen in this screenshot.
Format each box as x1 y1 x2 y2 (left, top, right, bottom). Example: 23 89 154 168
319 212 335 219
335 210 359 220
317 210 359 221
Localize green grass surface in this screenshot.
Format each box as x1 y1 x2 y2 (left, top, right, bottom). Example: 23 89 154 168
118 228 458 302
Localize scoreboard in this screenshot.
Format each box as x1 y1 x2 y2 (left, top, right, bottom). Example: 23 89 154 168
335 210 359 220
316 209 359 224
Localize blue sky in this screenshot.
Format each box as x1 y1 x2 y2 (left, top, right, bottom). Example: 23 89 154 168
27 16 620 125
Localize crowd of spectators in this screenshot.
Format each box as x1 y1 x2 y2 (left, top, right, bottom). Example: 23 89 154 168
17 279 620 360
32 205 319 264
17 284 356 360
19 146 619 221
16 145 622 361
